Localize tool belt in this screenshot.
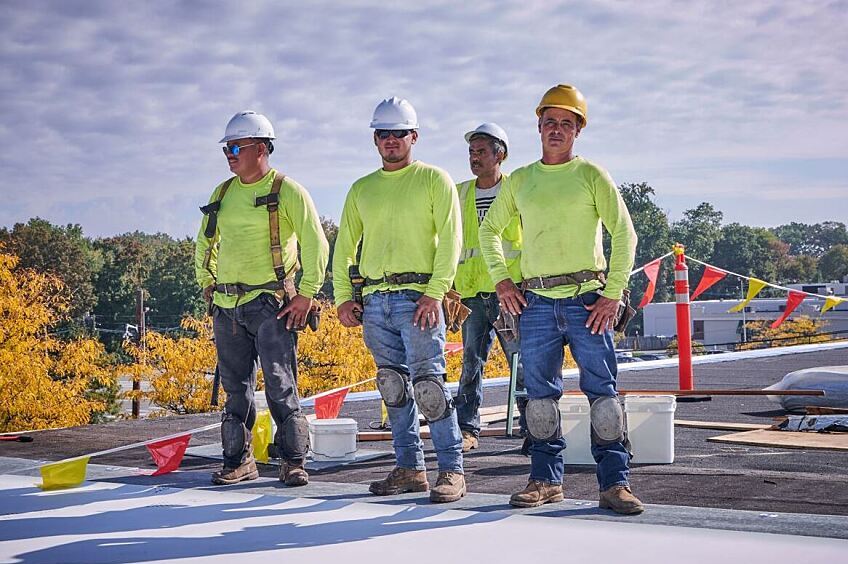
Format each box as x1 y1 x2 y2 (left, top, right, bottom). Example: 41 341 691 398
214 279 296 297
522 270 606 291
365 272 432 286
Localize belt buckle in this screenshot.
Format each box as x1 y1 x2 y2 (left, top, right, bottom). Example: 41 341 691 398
223 284 234 297
534 276 546 289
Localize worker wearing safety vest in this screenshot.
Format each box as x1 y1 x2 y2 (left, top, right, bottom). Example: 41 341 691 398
453 123 528 453
195 110 329 488
479 85 642 514
333 97 466 503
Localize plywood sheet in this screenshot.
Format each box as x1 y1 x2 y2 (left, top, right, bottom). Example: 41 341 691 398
707 429 848 451
675 420 771 431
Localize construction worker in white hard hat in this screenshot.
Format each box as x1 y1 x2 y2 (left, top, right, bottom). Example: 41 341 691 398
333 96 467 503
452 123 528 453
195 110 329 488
479 85 642 514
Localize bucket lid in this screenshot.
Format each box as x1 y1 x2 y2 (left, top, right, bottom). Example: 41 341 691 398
309 417 358 428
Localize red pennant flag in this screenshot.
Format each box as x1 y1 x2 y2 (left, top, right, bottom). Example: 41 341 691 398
770 291 807 329
445 342 463 355
637 258 662 308
691 265 728 300
146 434 191 476
315 388 349 419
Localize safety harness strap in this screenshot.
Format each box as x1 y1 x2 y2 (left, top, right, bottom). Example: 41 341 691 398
200 177 236 283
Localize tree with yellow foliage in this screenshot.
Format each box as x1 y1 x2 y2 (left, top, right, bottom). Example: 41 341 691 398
0 247 112 432
739 316 832 350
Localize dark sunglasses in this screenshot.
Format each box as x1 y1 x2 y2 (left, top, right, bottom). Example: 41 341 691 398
375 129 413 140
222 142 259 156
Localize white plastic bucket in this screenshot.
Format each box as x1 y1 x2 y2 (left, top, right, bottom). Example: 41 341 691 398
624 395 676 464
309 418 358 461
558 395 594 464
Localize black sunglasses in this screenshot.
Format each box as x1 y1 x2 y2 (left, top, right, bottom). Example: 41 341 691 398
375 129 413 140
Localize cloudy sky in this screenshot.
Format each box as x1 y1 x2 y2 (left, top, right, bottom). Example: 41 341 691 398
2 1 846 238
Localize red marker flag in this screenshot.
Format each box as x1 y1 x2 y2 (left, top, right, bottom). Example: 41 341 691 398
637 258 662 309
445 342 463 355
770 291 807 329
315 388 349 419
691 265 728 300
146 434 191 476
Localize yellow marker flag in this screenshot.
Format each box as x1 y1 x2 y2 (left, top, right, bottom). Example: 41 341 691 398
39 456 90 490
821 296 845 314
381 401 388 428
252 410 273 463
728 278 768 312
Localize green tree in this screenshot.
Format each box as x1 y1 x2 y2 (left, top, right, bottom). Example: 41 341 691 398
0 218 102 318
146 237 206 325
319 216 339 298
772 221 848 257
671 202 723 262
779 254 819 284
819 244 848 281
711 223 783 298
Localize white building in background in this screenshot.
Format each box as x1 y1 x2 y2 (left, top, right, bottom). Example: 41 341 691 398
643 282 848 347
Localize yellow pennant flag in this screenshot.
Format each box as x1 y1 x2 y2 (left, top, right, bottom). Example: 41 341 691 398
821 296 845 314
381 401 388 428
252 410 273 463
728 278 768 312
39 456 90 490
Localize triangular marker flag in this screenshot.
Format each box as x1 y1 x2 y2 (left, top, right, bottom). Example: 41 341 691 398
821 296 845 314
728 278 768 312
770 291 807 329
252 410 273 463
637 258 662 308
39 456 90 490
146 434 191 476
445 342 463 355
381 401 388 428
691 265 728 300
315 388 349 419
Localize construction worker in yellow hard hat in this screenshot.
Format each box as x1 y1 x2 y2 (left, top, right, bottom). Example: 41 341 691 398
333 96 467 503
479 84 642 514
196 110 329 488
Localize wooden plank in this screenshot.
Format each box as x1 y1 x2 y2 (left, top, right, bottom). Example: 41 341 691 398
562 389 825 396
674 420 771 431
707 429 848 451
357 427 508 442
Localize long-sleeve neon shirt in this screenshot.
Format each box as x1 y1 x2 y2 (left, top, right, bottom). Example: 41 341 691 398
332 161 461 305
479 157 637 300
195 169 329 308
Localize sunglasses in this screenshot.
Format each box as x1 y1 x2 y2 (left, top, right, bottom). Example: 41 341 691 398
375 129 413 140
222 142 259 156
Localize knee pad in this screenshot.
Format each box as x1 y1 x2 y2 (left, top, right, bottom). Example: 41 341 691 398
376 367 411 408
526 398 562 441
279 412 309 460
413 375 454 422
590 396 626 446
221 413 249 459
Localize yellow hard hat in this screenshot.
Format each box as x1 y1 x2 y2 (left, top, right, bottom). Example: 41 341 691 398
535 84 588 127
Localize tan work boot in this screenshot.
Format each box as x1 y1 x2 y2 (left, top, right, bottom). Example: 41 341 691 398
461 431 478 453
280 461 309 487
369 467 429 496
430 472 466 503
509 480 564 508
599 485 644 515
211 456 259 485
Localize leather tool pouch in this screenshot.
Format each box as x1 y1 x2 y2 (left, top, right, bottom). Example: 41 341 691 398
613 288 636 333
442 290 471 333
493 309 520 342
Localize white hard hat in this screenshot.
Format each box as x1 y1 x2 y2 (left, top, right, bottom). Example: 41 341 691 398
370 96 419 130
464 122 509 159
219 110 276 143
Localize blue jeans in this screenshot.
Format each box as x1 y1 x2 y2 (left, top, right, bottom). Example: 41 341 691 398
456 293 526 437
362 290 463 473
519 291 630 490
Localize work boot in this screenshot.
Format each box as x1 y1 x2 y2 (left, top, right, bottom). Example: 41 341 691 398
461 431 478 452
211 456 259 485
429 472 466 503
509 480 564 508
369 467 429 496
280 460 309 487
599 485 644 515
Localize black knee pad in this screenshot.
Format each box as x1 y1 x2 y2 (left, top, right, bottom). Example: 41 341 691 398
279 412 309 461
221 413 249 459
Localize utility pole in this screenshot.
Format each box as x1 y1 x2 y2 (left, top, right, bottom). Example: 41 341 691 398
740 278 748 344
133 288 146 418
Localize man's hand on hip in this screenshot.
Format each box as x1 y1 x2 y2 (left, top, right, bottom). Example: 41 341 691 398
278 294 313 330
584 295 619 334
495 279 527 316
337 300 363 327
413 295 442 330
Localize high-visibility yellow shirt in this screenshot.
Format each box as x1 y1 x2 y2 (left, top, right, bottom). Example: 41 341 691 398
479 157 636 300
453 176 522 298
333 161 461 304
194 169 329 308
